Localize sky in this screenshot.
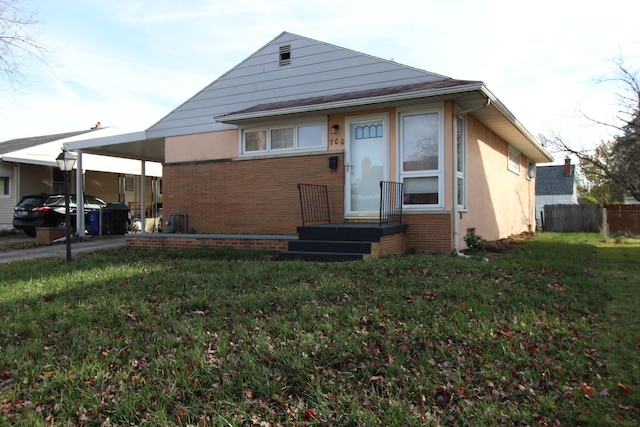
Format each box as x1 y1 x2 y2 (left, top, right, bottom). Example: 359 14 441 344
1 0 639 164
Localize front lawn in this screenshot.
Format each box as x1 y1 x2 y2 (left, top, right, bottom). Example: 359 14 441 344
0 233 638 426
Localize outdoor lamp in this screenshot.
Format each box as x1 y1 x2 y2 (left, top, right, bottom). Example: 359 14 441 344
56 150 77 172
56 150 77 261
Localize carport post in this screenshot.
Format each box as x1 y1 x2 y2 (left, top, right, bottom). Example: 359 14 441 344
75 150 85 236
140 160 146 234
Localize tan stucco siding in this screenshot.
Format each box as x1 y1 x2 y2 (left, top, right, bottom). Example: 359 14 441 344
460 115 535 245
166 130 239 163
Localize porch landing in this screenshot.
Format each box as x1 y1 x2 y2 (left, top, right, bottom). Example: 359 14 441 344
279 222 408 261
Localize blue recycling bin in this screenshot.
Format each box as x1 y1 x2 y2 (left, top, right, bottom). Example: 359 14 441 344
88 209 100 236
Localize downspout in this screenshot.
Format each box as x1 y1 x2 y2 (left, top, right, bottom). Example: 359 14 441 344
452 98 490 256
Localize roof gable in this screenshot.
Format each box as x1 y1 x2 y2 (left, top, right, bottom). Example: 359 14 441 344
535 165 576 195
147 31 451 138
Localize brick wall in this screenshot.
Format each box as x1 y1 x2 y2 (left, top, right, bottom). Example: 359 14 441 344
163 153 344 235
403 213 453 252
127 235 290 251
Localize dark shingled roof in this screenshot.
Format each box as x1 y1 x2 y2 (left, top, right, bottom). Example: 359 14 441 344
219 79 481 118
536 164 576 196
0 130 98 155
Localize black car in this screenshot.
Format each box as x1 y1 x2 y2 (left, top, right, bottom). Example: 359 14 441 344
12 194 50 236
13 194 107 234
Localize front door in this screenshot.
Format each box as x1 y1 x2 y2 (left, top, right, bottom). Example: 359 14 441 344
345 116 388 217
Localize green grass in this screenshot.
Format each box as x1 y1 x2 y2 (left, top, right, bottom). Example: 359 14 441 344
0 234 639 426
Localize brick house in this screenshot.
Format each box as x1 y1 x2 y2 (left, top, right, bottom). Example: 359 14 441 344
65 32 552 255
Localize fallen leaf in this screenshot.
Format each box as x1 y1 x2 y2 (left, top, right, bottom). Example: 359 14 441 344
580 382 596 397
618 382 632 395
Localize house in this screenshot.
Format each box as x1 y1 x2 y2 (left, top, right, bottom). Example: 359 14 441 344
64 32 552 255
535 158 578 226
0 127 163 231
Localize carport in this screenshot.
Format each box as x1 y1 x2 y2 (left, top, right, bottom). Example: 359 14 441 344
63 132 165 235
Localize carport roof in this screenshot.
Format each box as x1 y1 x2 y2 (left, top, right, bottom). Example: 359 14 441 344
63 131 165 163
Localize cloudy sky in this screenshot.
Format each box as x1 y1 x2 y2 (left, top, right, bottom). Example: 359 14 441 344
2 0 639 162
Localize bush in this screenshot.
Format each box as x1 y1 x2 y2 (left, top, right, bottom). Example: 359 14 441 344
464 231 486 252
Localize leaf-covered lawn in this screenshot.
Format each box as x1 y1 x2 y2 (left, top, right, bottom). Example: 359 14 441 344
0 233 638 426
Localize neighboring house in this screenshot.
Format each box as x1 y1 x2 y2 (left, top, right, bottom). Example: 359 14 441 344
0 127 163 231
65 32 553 253
535 158 578 225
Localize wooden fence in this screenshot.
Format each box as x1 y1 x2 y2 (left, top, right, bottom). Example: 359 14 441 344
605 204 640 234
542 205 603 232
542 204 640 234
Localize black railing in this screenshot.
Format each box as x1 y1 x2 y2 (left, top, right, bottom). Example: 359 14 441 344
379 181 404 225
298 183 331 225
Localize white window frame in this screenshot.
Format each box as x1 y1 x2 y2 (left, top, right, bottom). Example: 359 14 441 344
508 145 521 174
240 119 327 156
0 176 9 197
397 106 444 209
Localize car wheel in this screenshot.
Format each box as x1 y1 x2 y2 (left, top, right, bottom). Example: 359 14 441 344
23 228 37 237
56 219 74 231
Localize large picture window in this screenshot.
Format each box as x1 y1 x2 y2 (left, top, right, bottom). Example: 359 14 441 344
242 122 325 154
399 110 442 207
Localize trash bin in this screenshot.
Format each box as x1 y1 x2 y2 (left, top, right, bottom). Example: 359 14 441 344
88 209 101 236
106 202 130 235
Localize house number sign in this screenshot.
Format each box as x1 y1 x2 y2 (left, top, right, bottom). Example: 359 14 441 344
330 138 345 146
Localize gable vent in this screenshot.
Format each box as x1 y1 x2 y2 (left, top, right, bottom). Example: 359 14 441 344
279 45 291 66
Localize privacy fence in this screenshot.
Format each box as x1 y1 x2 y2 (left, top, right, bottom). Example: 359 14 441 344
605 204 640 235
542 204 640 235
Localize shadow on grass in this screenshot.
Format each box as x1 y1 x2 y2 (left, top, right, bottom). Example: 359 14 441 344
1 234 639 425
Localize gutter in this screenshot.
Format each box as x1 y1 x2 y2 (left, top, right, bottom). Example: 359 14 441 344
453 98 490 256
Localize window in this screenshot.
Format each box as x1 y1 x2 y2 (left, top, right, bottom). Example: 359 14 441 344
508 145 521 174
399 110 442 206
0 176 9 196
456 115 466 208
124 176 135 191
242 122 325 155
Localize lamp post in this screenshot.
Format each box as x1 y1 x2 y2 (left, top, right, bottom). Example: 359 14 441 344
56 150 77 261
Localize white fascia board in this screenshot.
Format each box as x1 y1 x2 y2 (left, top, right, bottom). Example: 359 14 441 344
80 153 162 177
478 86 553 162
63 131 147 151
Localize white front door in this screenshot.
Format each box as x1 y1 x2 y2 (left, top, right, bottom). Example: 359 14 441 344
345 115 388 217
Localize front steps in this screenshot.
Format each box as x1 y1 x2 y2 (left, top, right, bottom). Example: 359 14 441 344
279 223 407 261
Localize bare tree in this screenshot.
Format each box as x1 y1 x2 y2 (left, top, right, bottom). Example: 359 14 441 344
550 60 640 203
0 0 47 87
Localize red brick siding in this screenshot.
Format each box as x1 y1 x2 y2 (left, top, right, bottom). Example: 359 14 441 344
379 233 406 257
403 213 453 252
163 153 344 235
127 235 289 251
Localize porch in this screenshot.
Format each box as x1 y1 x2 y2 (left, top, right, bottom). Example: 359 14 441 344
279 222 407 261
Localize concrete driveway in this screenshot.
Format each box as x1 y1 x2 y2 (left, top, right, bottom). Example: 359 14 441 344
0 234 127 264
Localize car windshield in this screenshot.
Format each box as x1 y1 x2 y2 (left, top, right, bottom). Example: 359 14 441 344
45 196 71 207
44 195 107 209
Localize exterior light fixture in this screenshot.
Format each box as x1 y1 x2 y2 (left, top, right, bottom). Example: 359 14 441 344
56 150 77 261
330 124 340 134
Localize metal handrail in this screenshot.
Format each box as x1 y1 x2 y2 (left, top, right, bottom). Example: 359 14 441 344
297 183 331 225
379 181 403 225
